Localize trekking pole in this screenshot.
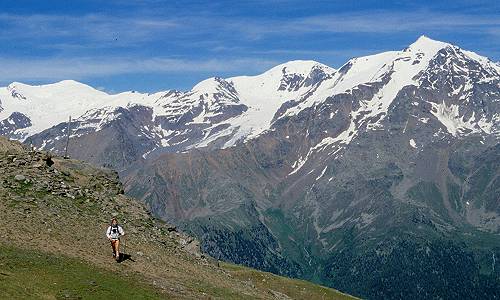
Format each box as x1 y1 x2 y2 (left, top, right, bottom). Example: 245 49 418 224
64 116 72 159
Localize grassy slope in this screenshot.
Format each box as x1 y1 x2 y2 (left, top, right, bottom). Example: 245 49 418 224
0 245 162 300
0 137 356 300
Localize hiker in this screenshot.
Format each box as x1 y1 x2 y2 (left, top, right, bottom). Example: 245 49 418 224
106 217 125 261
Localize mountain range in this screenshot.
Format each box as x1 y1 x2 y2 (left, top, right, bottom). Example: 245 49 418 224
1 36 499 299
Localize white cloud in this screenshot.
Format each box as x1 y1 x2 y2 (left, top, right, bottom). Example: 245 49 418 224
224 11 500 38
1 10 499 44
0 9 498 86
0 13 179 45
0 56 280 82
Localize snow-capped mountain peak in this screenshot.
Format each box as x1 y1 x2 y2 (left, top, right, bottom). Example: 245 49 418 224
264 60 334 76
282 36 499 169
407 35 451 54
192 77 227 93
0 37 498 162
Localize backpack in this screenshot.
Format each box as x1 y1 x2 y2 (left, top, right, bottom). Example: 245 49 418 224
109 225 121 239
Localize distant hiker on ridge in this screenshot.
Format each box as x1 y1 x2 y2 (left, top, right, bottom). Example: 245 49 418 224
106 217 125 262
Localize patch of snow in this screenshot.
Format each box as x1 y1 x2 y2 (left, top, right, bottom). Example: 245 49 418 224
463 50 500 75
142 147 156 159
316 166 328 181
429 101 492 136
160 139 170 147
419 117 429 124
289 153 309 175
289 135 347 175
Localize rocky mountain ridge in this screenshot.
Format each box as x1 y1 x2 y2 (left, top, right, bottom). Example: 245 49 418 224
0 36 497 171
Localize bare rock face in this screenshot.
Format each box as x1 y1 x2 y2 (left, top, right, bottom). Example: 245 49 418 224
0 112 31 139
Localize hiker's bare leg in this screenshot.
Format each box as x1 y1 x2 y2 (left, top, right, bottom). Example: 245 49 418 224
115 240 120 260
111 240 116 257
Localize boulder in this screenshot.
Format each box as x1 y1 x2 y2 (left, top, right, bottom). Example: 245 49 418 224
14 174 26 181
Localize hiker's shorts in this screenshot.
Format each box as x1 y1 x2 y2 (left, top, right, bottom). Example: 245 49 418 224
111 239 119 248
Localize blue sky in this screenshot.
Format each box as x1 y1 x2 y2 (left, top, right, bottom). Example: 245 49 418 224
0 0 499 92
